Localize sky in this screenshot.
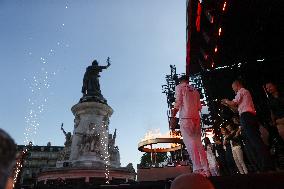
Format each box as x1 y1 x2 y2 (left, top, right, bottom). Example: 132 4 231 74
0 0 186 168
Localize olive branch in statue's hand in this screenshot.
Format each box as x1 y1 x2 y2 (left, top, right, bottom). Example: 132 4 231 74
106 57 111 67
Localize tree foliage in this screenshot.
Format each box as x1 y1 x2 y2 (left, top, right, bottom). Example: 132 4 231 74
140 152 168 167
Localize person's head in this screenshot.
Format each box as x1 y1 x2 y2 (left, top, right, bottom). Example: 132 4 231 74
220 127 228 135
179 75 189 83
265 82 278 95
170 173 215 189
92 60 99 66
232 80 243 94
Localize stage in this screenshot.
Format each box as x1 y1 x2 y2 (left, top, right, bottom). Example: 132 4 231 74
209 172 284 189
35 172 284 189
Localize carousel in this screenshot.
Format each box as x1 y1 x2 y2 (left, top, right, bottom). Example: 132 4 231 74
137 129 192 182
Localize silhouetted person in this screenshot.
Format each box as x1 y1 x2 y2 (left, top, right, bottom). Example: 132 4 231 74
265 82 284 140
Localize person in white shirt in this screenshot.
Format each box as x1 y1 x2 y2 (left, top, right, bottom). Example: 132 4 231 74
225 124 248 174
171 75 210 177
222 79 273 171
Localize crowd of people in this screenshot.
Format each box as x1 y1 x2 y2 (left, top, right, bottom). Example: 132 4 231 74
171 76 284 177
212 80 284 176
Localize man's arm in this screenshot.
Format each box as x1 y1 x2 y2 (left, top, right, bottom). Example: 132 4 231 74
221 99 238 108
235 126 242 137
171 86 182 117
221 89 241 109
170 86 182 130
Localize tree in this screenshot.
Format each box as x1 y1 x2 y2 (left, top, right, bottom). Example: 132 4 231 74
140 152 168 167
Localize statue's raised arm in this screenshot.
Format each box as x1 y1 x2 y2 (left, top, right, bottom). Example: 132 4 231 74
61 123 67 136
99 57 111 70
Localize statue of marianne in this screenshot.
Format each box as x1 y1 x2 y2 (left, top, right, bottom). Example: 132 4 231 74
80 58 111 103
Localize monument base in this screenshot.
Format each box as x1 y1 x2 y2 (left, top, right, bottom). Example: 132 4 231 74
69 101 113 162
71 160 105 168
37 167 136 186
137 165 192 182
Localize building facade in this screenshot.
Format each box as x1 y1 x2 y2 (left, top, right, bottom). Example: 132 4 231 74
16 143 64 188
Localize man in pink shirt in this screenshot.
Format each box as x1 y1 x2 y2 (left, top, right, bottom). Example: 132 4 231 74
222 80 273 171
171 75 210 177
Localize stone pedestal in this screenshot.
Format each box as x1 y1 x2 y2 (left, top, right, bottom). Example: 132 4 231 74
137 165 192 181
69 102 113 168
37 167 136 185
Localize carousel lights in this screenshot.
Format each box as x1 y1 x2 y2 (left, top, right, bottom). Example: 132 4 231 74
141 129 182 142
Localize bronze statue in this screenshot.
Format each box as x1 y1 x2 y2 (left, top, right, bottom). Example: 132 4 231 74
61 123 72 147
80 58 111 104
108 129 117 150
